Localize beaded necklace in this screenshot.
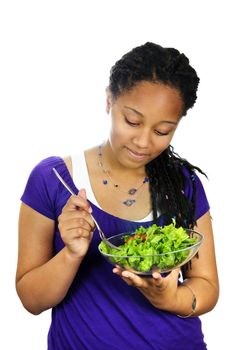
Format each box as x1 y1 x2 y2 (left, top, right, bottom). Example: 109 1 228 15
98 145 149 206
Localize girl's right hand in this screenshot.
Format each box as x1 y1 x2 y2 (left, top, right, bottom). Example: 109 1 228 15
58 189 95 259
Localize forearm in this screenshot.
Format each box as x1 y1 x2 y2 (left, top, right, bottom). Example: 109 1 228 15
16 247 83 315
148 277 219 317
174 277 219 317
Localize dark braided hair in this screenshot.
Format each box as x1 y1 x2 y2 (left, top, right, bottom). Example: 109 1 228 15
109 42 206 229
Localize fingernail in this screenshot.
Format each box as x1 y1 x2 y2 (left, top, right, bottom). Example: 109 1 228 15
88 207 93 214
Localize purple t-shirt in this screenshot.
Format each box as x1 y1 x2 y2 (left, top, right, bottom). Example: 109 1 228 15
21 156 209 350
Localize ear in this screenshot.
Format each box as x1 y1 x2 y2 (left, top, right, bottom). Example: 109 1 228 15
105 87 112 114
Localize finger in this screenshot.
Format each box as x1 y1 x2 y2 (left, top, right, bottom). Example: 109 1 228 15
152 271 163 287
67 227 93 239
61 228 93 244
59 214 95 232
112 266 124 276
168 268 180 281
121 270 147 288
113 270 135 286
64 193 92 213
78 188 87 200
64 217 94 232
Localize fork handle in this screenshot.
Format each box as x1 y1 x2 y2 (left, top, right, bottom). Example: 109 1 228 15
52 167 119 250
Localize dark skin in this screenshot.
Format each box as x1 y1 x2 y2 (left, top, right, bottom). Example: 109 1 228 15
16 81 219 316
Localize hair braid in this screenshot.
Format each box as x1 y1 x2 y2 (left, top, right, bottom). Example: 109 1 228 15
109 42 206 230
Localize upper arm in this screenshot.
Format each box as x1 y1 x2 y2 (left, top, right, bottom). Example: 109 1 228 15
183 211 219 290
16 203 55 284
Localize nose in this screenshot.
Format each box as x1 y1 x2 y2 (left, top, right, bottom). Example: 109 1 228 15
132 128 151 149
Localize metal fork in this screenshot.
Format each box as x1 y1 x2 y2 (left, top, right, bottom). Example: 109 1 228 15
52 167 120 250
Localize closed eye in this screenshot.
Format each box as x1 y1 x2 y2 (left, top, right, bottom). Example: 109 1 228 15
124 117 140 126
125 116 173 135
154 130 169 136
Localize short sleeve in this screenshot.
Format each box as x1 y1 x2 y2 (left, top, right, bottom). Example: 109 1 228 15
20 156 64 220
183 167 210 220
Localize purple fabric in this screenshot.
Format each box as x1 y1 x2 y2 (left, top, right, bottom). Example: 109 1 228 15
21 156 209 350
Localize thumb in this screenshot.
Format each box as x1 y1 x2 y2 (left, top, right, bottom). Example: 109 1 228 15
152 271 163 287
78 188 87 200
170 268 180 279
165 268 180 284
77 189 92 214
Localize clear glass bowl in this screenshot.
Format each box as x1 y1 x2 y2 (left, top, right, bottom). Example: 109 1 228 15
98 229 204 275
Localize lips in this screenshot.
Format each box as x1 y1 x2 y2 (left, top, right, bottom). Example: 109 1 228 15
126 147 150 161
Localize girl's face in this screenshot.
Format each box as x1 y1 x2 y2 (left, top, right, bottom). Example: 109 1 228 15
107 81 183 170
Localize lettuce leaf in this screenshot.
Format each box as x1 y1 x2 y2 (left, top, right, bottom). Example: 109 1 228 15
99 220 198 272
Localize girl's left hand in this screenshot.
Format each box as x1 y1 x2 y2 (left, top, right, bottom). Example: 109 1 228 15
113 266 180 312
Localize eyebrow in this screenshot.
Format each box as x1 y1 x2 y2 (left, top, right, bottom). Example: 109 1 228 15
123 106 178 125
124 106 144 117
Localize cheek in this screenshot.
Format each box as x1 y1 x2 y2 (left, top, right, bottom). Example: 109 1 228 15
152 135 174 153
110 119 130 143
110 129 127 150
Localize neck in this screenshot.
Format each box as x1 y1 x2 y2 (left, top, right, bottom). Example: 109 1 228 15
96 142 150 207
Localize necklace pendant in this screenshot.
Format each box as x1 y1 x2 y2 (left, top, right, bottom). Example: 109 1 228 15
122 199 136 206
128 188 137 195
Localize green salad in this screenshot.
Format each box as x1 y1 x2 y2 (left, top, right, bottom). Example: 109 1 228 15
99 221 198 272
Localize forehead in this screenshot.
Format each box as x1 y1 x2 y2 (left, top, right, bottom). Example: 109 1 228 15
115 81 183 119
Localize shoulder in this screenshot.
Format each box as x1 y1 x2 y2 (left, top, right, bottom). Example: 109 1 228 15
23 155 72 194
62 156 73 178
30 155 73 175
181 165 210 219
21 156 73 220
27 156 65 184
181 165 206 192
32 156 64 172
21 156 65 219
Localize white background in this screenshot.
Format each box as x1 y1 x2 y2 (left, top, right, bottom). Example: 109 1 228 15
0 0 231 349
